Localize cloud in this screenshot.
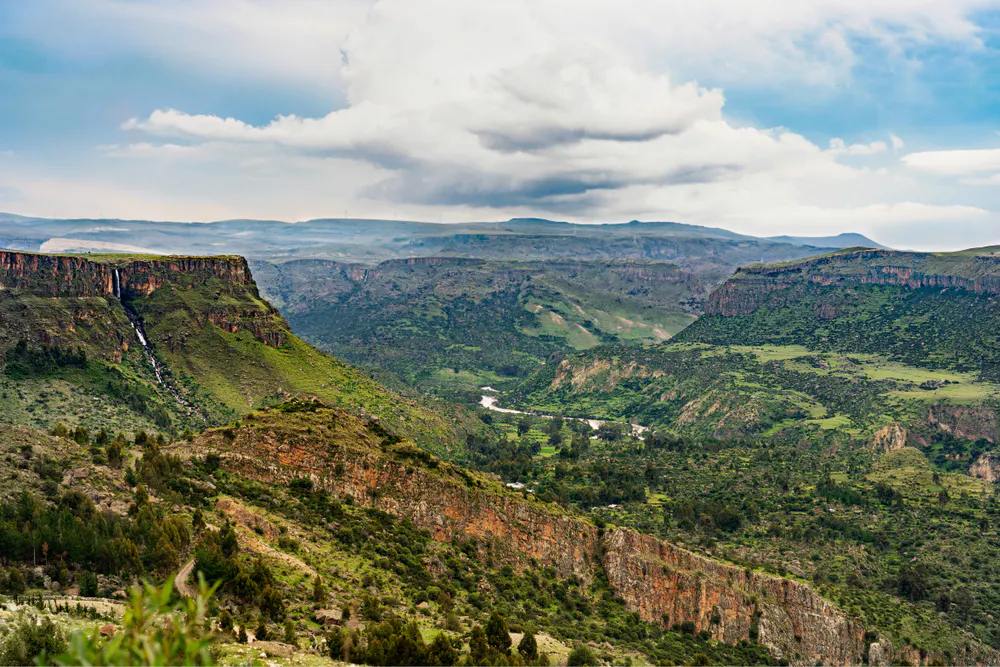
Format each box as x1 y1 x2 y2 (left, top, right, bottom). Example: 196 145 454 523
124 0 880 217
8 0 374 92
828 138 889 155
5 0 998 246
903 148 1000 175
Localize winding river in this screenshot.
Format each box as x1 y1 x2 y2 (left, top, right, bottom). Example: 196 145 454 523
479 388 648 437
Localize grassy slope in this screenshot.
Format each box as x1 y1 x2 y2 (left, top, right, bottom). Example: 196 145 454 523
0 254 477 451
256 258 711 400
131 273 478 451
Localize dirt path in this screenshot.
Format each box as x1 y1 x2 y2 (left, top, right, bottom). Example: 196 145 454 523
175 558 196 598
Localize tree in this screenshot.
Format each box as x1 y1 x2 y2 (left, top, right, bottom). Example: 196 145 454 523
485 610 511 654
254 621 269 642
106 442 123 469
218 610 234 632
897 563 928 602
219 521 238 558
362 594 383 622
517 417 531 437
567 644 600 666
72 426 90 446
953 586 975 622
469 625 489 663
79 571 98 598
7 568 25 599
259 585 286 621
313 575 328 604
518 631 538 663
283 620 296 645
427 633 458 666
191 508 205 533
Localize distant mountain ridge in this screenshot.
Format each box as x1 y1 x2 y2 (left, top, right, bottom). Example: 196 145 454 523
0 212 878 262
765 232 885 249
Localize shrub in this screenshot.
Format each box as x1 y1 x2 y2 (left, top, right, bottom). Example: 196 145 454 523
567 644 600 666
0 612 67 666
57 575 216 666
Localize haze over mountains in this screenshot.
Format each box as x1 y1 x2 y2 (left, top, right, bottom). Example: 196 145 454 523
0 212 883 262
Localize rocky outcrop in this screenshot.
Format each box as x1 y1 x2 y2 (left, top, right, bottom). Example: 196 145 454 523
0 251 286 348
928 405 998 443
970 453 1000 483
189 410 869 665
873 424 908 452
706 249 1000 317
603 530 864 665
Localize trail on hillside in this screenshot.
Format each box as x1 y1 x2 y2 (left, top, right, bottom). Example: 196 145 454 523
174 558 195 598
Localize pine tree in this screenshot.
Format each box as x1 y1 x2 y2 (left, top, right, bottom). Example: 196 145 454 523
518 630 538 662
485 610 511 654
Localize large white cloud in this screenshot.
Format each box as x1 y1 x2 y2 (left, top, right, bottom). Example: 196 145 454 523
5 0 1000 246
117 0 991 235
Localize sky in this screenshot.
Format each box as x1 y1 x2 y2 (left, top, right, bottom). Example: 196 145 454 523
3 1 1000 249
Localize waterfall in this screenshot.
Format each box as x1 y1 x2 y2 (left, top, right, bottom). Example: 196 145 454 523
112 268 166 388
109 267 199 417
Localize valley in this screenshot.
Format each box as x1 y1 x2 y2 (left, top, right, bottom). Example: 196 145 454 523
1 241 1000 666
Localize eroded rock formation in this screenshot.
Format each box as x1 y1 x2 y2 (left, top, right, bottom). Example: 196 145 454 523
186 412 872 665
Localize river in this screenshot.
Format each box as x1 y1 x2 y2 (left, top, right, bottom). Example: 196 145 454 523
479 389 648 437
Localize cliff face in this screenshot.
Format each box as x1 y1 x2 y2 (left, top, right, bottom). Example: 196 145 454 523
0 251 254 298
928 405 998 443
187 409 869 665
970 453 1000 483
873 424 908 452
603 530 864 665
706 250 1000 317
0 251 285 349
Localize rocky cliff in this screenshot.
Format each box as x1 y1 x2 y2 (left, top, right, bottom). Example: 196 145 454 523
0 251 286 349
0 251 255 298
183 407 872 665
706 249 1000 317
970 453 1000 483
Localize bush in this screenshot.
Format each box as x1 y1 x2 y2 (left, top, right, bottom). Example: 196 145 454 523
567 644 600 666
56 574 216 666
0 612 67 666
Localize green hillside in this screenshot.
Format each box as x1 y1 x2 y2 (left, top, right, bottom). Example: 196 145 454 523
486 247 1000 655
254 258 719 400
0 251 472 450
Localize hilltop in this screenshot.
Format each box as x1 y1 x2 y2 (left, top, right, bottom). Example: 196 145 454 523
0 250 472 450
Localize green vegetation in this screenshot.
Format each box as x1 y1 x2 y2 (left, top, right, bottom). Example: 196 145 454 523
257 258 715 401
468 408 1000 658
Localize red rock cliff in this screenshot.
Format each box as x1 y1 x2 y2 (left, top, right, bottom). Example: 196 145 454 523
0 251 285 348
188 410 872 665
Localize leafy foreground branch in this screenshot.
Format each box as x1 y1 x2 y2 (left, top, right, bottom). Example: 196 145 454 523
0 576 216 667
